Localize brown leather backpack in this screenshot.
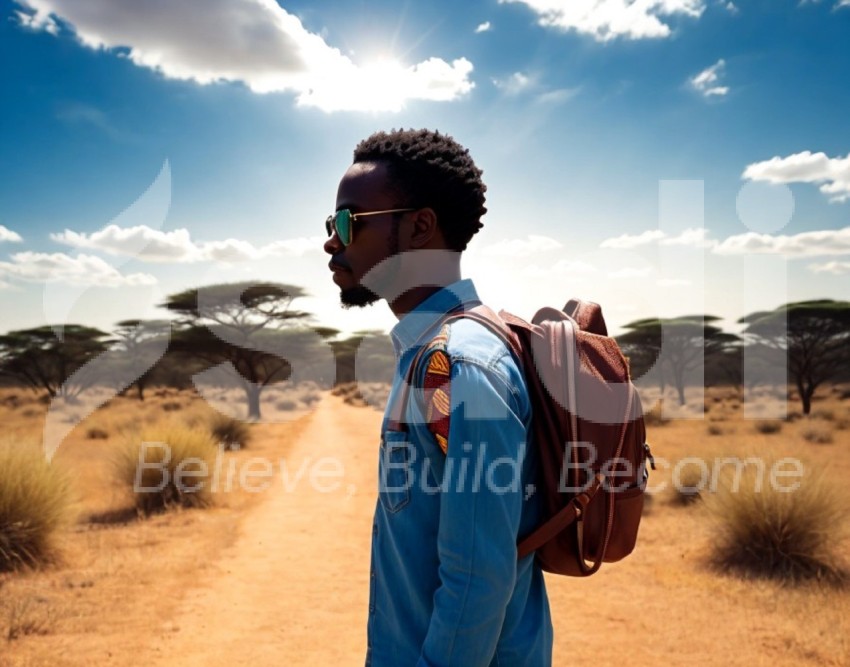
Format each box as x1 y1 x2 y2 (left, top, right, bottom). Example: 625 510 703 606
416 300 653 577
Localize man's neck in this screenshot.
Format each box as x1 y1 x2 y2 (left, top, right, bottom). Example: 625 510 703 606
386 252 462 318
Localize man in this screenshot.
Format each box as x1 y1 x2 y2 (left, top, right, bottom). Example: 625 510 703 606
324 128 552 666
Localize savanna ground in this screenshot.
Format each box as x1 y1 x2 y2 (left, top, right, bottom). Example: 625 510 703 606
1 383 849 666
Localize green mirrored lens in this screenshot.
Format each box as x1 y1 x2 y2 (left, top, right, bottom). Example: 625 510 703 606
335 209 352 245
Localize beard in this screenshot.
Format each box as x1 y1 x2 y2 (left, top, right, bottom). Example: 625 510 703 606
340 285 381 308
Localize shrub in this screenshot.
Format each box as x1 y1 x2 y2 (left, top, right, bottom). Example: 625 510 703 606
113 426 217 515
275 399 299 411
671 462 706 506
643 403 670 427
707 466 848 585
802 426 834 445
86 427 109 440
707 424 724 437
754 420 782 435
0 441 72 572
209 414 251 451
162 401 183 412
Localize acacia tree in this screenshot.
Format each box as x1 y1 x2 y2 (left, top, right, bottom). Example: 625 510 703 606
0 325 110 398
161 282 316 419
111 319 172 400
739 300 850 414
617 315 739 406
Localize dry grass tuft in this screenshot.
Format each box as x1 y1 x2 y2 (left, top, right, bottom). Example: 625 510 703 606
811 409 835 422
706 424 724 437
113 426 217 515
801 425 834 445
85 427 109 440
209 414 252 451
754 420 783 435
643 402 670 427
0 441 73 572
671 461 706 506
161 401 183 412
707 465 849 586
2 594 61 641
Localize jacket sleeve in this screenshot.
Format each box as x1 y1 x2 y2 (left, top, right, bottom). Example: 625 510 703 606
417 357 529 667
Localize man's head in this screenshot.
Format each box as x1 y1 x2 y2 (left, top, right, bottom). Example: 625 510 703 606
325 128 486 309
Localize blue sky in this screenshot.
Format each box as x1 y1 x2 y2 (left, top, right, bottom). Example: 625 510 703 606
1 0 849 338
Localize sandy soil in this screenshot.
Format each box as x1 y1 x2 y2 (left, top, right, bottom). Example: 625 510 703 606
140 393 377 665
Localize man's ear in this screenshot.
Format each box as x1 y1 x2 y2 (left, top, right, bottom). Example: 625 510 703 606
409 208 440 249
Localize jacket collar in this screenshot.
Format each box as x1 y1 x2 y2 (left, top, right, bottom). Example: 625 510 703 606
390 279 481 355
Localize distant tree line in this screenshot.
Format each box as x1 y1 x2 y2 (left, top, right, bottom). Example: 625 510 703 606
1 287 848 416
0 281 394 420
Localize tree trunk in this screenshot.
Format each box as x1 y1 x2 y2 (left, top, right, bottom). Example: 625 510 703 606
246 384 262 420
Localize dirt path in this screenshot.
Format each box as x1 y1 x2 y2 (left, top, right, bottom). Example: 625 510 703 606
143 394 381 666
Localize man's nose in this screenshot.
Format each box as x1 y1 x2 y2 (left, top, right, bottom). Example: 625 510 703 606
324 232 342 255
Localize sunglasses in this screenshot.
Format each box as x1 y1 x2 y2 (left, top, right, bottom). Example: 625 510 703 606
325 208 416 246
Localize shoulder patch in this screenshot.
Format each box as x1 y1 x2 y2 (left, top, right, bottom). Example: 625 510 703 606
422 325 452 454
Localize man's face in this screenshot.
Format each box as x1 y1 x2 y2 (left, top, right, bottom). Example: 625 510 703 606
324 161 405 308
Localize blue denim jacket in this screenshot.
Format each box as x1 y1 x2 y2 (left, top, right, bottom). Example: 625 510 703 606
367 280 553 667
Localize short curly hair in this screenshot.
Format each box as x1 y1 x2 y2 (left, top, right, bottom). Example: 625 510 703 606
352 128 486 251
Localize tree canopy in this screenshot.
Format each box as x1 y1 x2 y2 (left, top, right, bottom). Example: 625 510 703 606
0 325 111 397
160 281 322 419
739 299 850 414
617 315 739 405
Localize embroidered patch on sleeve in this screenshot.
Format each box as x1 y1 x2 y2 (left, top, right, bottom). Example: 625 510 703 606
423 349 451 455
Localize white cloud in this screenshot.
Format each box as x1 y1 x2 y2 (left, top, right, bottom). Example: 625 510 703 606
51 223 323 263
498 0 705 41
689 59 729 97
659 227 716 248
521 259 598 278
0 252 156 287
809 260 850 274
837 0 850 8
0 225 23 243
713 226 850 257
14 7 58 33
723 2 739 14
605 225 850 258
493 72 535 96
600 229 666 248
535 88 580 105
475 21 492 32
479 235 563 258
12 0 473 113
743 151 850 203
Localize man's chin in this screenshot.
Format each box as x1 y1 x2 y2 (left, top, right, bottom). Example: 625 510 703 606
340 286 381 308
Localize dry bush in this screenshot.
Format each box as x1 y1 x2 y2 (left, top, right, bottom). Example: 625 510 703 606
811 409 835 422
784 412 803 423
2 594 60 641
209 414 251 451
671 461 706 506
331 382 358 397
707 465 848 586
0 441 72 572
276 399 299 411
839 387 850 400
161 401 183 412
85 427 109 440
643 403 670 427
706 424 724 437
754 420 782 435
113 426 217 515
801 425 834 445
